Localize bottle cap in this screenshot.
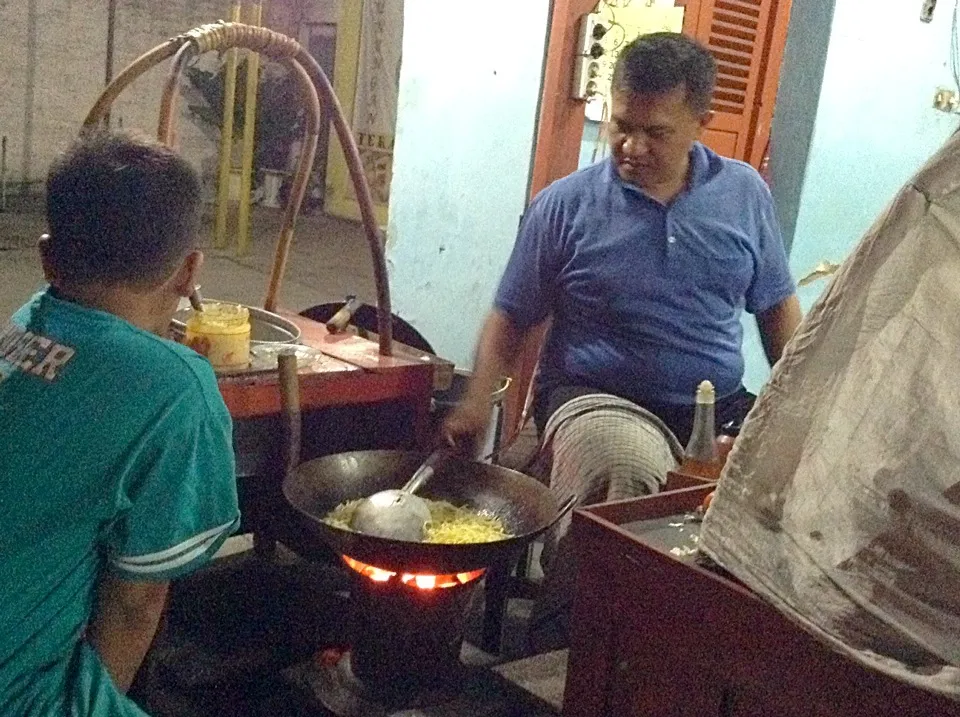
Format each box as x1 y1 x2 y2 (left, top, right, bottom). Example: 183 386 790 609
696 380 715 404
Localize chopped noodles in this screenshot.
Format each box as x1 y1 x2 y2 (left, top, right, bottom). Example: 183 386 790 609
324 498 511 544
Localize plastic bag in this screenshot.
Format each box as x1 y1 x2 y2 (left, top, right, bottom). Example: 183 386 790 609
701 131 960 700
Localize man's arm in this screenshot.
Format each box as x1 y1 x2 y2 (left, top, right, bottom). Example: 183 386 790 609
755 293 803 366
444 309 529 453
87 573 169 692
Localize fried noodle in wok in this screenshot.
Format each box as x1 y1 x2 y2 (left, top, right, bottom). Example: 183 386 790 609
324 498 511 544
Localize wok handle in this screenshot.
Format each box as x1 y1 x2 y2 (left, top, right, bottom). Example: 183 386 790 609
277 351 301 475
325 295 361 334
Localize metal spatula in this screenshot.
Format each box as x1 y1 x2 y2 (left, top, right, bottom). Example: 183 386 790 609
349 449 449 541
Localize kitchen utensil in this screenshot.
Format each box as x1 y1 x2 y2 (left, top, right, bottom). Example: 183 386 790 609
188 285 204 312
347 448 449 541
325 295 361 334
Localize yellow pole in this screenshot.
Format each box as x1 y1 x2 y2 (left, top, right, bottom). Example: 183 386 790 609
235 0 263 256
214 1 242 249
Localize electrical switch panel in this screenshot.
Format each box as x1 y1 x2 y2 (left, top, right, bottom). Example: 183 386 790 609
570 6 685 120
571 13 609 101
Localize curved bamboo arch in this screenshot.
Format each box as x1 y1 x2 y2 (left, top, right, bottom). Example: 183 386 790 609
81 21 393 355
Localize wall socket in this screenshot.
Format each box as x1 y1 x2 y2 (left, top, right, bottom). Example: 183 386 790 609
933 87 959 113
571 13 607 100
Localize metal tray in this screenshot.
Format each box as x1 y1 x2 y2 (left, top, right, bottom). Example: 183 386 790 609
169 302 302 346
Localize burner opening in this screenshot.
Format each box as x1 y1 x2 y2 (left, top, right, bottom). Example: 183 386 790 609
341 555 485 589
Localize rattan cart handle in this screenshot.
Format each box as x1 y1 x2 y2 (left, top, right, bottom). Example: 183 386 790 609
80 21 394 356
181 21 302 57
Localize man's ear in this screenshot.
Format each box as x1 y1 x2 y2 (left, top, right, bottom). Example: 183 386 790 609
38 234 58 284
698 110 714 131
168 250 204 297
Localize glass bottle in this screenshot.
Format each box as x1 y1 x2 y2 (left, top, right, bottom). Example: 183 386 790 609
681 380 721 480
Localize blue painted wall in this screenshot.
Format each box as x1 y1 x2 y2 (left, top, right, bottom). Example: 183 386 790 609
785 0 959 311
386 0 550 367
743 0 960 391
579 119 609 168
766 0 835 254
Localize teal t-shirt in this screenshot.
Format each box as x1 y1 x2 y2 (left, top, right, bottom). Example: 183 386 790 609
0 289 240 715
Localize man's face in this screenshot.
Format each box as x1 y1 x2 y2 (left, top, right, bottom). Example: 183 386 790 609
608 86 710 190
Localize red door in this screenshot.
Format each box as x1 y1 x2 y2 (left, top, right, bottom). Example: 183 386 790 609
681 0 793 167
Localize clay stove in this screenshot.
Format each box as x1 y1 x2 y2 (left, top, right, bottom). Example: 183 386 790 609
306 555 490 716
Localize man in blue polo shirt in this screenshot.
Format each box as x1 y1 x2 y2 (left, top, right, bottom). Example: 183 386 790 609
446 33 801 646
0 132 239 714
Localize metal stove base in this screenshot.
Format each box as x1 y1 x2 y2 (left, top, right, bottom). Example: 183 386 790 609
283 649 552 717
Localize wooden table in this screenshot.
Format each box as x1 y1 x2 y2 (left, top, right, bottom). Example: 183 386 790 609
563 485 960 717
217 311 451 426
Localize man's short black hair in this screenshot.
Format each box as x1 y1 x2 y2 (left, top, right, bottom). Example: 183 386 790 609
45 131 201 287
612 32 717 114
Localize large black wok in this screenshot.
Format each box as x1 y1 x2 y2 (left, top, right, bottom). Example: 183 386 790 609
282 450 574 575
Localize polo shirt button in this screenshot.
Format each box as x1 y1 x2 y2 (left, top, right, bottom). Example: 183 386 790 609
667 236 677 244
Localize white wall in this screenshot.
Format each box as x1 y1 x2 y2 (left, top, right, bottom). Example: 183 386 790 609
386 0 550 366
743 0 960 392
786 0 959 312
0 0 229 190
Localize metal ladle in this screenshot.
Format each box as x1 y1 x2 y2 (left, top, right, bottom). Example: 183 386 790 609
349 449 449 541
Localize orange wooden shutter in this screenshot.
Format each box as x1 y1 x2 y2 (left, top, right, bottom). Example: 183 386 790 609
681 0 791 166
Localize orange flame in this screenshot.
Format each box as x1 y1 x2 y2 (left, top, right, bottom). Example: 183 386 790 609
341 556 484 590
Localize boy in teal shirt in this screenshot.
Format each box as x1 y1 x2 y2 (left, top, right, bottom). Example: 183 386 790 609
0 132 240 715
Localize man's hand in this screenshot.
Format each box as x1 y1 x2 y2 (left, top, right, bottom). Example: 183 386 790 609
87 573 169 693
443 309 529 458
443 394 492 457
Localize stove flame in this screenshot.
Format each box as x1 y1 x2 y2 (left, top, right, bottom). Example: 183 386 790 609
341 556 484 590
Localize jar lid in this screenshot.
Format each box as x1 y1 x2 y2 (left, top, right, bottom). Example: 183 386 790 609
191 302 249 330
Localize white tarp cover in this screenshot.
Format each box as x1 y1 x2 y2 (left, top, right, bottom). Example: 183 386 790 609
700 131 960 700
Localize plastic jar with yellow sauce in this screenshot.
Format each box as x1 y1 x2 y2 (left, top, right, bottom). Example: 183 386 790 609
185 302 251 369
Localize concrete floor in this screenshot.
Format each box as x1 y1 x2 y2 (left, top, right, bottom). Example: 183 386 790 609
0 205 376 320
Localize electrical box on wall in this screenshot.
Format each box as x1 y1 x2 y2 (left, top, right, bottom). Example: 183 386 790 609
571 4 685 121
571 13 608 101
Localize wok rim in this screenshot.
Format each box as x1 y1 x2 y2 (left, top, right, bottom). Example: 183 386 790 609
281 450 573 574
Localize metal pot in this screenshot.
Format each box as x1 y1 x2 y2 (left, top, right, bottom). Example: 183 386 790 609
431 369 511 462
169 303 301 346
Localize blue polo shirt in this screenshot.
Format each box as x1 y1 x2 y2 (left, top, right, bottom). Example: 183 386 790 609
494 142 794 406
